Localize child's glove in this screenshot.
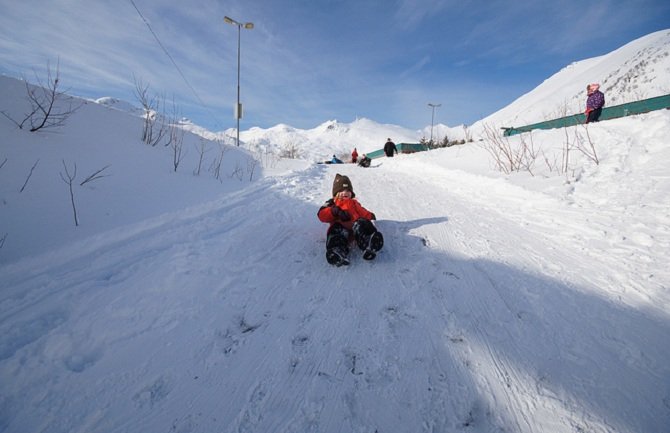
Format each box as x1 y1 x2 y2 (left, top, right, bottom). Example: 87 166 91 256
331 206 351 221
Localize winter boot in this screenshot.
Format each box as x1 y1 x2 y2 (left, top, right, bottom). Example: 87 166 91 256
326 224 350 266
326 246 350 266
363 231 384 260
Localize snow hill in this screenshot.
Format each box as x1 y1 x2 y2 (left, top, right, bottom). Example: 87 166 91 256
476 29 670 129
1 31 669 433
205 29 670 161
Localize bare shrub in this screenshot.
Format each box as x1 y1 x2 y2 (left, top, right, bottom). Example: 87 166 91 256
80 164 111 186
463 125 473 142
158 98 186 172
561 127 574 175
255 145 279 169
576 125 599 165
541 149 561 174
246 156 259 181
134 77 167 146
170 128 185 172
20 159 39 193
1 59 82 132
194 139 209 176
59 160 79 226
210 138 230 181
230 162 244 181
279 140 302 159
480 124 539 175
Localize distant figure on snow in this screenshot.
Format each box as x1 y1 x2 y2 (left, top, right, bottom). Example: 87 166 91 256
358 154 371 168
585 83 605 123
383 138 397 157
317 174 384 266
351 148 358 164
330 154 343 164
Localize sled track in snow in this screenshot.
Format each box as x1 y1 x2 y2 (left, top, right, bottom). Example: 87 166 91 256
1 162 669 433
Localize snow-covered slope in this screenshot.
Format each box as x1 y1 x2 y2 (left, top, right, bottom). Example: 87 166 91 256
0 74 259 263
1 30 670 433
475 29 670 130
2 110 669 431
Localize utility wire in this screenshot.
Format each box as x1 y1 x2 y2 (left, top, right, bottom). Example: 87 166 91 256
128 0 223 129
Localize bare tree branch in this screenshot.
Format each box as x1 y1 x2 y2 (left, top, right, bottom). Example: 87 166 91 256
19 159 40 193
246 156 259 181
134 77 168 146
209 138 230 181
577 125 600 165
80 164 111 186
480 123 539 175
59 160 79 226
25 59 82 132
194 139 209 176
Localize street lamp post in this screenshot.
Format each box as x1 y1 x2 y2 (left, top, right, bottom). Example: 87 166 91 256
224 16 254 146
428 103 441 145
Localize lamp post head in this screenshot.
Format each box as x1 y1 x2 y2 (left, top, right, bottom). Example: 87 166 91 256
224 16 254 29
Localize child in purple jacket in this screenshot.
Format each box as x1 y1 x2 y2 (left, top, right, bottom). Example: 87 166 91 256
585 83 605 123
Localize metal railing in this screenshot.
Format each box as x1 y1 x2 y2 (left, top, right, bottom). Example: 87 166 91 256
367 143 429 159
501 94 670 137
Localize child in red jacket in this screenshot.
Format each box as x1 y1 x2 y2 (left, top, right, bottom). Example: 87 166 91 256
317 174 384 266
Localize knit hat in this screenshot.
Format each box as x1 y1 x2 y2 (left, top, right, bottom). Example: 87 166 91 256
332 173 355 197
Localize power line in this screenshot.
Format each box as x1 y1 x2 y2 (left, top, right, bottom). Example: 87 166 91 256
128 0 222 128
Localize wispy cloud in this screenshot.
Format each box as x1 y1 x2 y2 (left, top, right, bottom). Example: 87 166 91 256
393 0 453 29
1 0 667 130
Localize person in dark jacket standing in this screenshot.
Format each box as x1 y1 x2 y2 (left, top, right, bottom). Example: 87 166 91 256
383 138 397 157
585 83 605 123
317 174 384 266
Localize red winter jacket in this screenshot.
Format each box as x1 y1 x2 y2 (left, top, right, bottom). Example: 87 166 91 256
317 197 375 230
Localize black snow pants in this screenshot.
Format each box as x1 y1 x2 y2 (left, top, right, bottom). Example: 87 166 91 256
326 219 379 255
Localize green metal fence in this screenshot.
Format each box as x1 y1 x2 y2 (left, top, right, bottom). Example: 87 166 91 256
502 94 670 137
365 148 386 159
358 94 670 159
367 143 429 159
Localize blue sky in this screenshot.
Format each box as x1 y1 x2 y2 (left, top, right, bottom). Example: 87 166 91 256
1 0 668 132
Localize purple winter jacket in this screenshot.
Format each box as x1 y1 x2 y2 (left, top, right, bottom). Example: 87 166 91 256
587 90 605 110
